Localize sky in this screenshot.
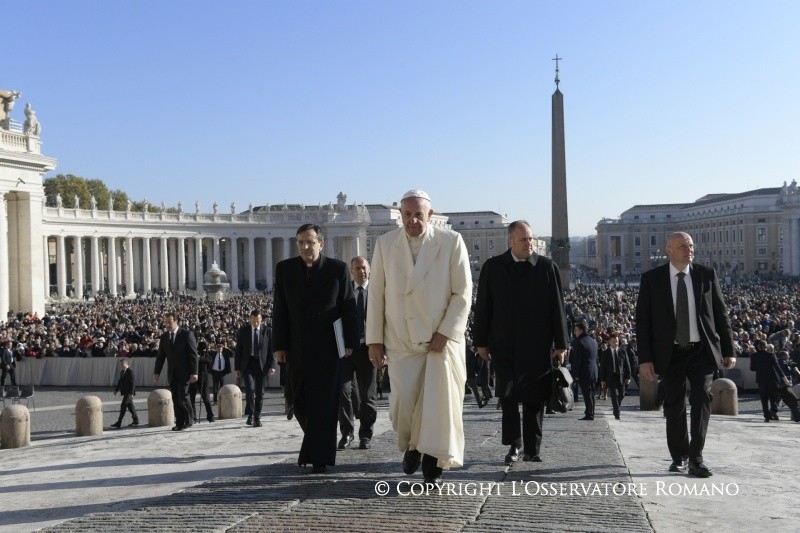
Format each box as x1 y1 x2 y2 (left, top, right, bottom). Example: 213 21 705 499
4 1 799 236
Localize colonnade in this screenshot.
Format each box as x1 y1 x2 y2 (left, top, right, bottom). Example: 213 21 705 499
42 232 362 298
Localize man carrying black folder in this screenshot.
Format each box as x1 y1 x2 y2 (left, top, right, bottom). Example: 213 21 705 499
272 224 359 473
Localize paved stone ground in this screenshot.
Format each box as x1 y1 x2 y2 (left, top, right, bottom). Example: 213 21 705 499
2 388 794 532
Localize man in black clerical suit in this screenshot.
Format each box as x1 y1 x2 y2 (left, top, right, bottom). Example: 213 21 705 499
111 357 138 428
272 224 359 473
750 340 800 422
154 311 199 431
338 256 378 450
473 220 569 465
599 333 631 420
235 309 275 427
570 321 598 420
636 231 736 477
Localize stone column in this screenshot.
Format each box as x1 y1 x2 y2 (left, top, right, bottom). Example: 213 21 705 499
90 235 100 295
283 236 291 262
56 234 67 298
195 237 204 291
107 236 118 296
0 197 9 318
354 235 361 258
73 236 84 299
213 238 220 265
177 237 186 292
125 236 135 296
142 237 152 293
793 218 800 276
229 238 239 291
247 237 256 291
265 237 273 291
42 236 50 299
160 236 169 291
150 238 159 289
783 217 793 275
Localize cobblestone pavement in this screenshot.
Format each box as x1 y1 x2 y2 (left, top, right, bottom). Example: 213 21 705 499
1 388 792 532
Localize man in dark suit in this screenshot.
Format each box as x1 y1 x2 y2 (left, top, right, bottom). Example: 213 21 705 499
1 339 16 386
153 311 199 431
599 333 631 420
570 321 598 420
473 220 569 464
750 340 800 422
338 256 378 450
235 309 275 427
272 224 359 473
209 341 231 404
110 357 138 428
636 231 736 477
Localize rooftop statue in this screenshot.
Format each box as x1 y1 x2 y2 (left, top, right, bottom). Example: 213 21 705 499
23 103 40 136
0 88 20 129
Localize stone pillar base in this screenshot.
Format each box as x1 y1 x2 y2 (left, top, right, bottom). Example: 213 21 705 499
218 384 242 419
1 405 31 448
148 389 175 427
710 378 738 416
76 395 104 436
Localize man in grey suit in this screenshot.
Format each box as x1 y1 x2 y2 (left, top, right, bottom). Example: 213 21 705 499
636 231 736 477
235 309 275 427
153 311 199 431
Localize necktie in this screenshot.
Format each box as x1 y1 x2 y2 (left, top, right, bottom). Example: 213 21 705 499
170 331 175 344
357 286 365 318
676 272 691 347
612 349 617 371
253 328 259 356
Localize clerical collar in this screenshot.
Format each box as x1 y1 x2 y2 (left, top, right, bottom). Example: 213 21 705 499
511 251 538 266
304 257 321 268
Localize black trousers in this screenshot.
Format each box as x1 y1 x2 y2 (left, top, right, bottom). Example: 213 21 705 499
759 382 800 419
502 397 545 456
210 371 225 402
170 380 192 428
662 344 715 463
243 359 266 420
189 377 213 421
1 366 16 386
579 380 595 417
607 377 625 416
117 394 138 423
339 345 377 440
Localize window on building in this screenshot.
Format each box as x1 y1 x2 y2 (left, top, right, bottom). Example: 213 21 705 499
488 240 495 251
650 235 657 246
634 215 639 220
757 248 767 256
634 251 641 257
650 215 655 219
739 229 743 241
473 239 480 251
757 218 766 223
757 227 767 242
634 235 641 247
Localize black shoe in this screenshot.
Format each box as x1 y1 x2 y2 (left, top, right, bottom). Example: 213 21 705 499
246 416 253 426
207 415 215 423
338 434 354 450
614 414 620 420
110 421 121 429
128 421 139 427
424 476 442 485
771 412 779 421
545 407 556 414
359 438 371 450
764 418 772 423
505 444 522 464
688 461 713 478
579 415 594 421
669 457 688 472
522 454 542 462
311 465 327 474
171 425 185 431
253 419 262 428
403 449 422 474
286 405 294 421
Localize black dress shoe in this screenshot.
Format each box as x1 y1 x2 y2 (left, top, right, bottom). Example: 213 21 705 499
359 438 371 450
579 415 594 421
668 458 687 472
771 412 779 421
403 449 422 474
110 421 121 429
764 418 772 423
253 419 262 428
207 415 215 423
614 414 621 420
423 476 442 485
246 416 253 426
505 444 521 464
522 454 542 462
338 434 354 450
688 461 713 478
171 425 184 431
128 421 139 427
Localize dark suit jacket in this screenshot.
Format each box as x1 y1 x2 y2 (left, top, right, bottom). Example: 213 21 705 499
750 350 785 386
636 262 734 375
209 349 231 376
599 347 631 385
570 333 598 382
115 367 135 396
154 327 199 384
235 323 274 374
472 250 569 400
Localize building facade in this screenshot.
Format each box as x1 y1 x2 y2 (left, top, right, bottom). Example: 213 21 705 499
595 186 796 280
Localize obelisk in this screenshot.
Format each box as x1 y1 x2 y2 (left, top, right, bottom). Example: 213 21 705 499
551 55 570 289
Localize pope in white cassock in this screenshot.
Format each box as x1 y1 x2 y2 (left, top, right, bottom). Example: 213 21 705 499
366 189 472 484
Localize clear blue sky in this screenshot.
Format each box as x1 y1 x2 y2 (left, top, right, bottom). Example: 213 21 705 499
5 1 799 235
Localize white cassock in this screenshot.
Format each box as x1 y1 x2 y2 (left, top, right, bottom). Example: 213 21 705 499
366 224 472 469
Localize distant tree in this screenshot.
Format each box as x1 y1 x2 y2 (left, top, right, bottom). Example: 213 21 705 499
109 189 129 211
43 174 91 208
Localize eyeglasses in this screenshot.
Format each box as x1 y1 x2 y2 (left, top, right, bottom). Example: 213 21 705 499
296 240 319 247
